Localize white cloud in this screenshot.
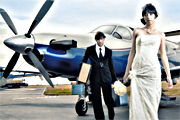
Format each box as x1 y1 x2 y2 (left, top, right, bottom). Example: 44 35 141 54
0 0 179 66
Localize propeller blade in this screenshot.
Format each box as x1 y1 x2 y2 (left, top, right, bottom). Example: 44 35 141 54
0 8 18 35
165 30 180 37
25 0 54 37
26 50 54 88
2 52 20 78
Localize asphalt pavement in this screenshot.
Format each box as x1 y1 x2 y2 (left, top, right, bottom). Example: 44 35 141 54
0 88 179 120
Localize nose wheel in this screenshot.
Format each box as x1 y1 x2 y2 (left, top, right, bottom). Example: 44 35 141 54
75 98 88 116
73 79 91 116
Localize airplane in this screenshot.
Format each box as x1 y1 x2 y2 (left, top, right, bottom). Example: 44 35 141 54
0 0 180 116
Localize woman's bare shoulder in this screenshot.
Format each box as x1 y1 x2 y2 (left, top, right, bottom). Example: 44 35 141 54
134 27 143 32
133 28 144 36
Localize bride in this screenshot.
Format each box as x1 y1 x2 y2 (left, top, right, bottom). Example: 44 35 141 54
123 3 173 120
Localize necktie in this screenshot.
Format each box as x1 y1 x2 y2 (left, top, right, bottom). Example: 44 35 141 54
99 48 103 60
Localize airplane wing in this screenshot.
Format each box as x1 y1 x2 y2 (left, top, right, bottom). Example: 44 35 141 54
0 67 41 86
127 28 180 37
0 67 41 79
6 73 40 79
166 66 180 79
164 30 180 37
161 66 180 84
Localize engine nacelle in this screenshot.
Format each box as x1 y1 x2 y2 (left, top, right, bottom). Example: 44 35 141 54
23 49 44 66
50 39 77 50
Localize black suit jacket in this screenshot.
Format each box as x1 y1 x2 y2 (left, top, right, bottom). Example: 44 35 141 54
81 45 117 85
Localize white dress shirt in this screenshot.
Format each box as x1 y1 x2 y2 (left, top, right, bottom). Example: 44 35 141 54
96 44 105 58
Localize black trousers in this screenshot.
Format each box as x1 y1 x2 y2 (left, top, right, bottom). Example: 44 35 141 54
91 82 115 120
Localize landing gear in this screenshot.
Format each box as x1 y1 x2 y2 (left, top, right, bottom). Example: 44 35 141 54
172 78 177 85
75 98 88 116
74 82 91 116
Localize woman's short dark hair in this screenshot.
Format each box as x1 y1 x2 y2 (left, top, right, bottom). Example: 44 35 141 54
141 3 158 25
95 31 106 40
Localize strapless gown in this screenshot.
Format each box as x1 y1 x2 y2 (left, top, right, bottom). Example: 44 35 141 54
129 35 161 120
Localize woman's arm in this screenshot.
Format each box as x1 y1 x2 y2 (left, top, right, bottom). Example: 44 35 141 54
123 29 137 83
159 32 173 89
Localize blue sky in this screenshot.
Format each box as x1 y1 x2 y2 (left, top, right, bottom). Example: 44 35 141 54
0 0 180 67
1 0 180 34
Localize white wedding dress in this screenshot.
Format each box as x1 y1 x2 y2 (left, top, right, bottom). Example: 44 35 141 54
129 35 162 120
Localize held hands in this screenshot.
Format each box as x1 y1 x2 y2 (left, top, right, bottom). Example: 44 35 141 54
123 74 129 83
167 77 173 89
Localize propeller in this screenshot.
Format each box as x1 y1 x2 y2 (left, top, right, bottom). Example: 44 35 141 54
0 8 18 35
0 8 20 80
26 50 54 87
2 52 20 79
1 0 54 88
25 0 54 38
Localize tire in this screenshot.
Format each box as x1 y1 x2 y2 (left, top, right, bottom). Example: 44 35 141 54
75 99 88 116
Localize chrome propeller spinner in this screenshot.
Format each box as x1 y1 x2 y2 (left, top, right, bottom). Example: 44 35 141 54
4 35 34 55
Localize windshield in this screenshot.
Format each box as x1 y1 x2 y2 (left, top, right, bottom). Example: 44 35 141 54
91 25 116 35
113 26 132 40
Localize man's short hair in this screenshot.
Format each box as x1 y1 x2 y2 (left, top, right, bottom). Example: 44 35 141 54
95 31 106 40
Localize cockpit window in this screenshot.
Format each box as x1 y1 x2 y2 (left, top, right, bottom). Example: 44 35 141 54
114 26 132 40
91 25 116 35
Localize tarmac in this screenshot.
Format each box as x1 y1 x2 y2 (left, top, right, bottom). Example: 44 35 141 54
0 87 179 120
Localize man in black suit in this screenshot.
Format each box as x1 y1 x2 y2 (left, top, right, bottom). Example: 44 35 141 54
80 31 117 120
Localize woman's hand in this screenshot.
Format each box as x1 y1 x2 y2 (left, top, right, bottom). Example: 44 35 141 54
123 74 129 83
167 77 173 89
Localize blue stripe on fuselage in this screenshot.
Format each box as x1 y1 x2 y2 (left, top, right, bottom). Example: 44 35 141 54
33 44 130 78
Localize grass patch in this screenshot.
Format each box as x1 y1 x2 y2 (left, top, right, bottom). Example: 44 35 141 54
44 88 71 95
161 80 180 97
44 85 72 95
28 79 180 96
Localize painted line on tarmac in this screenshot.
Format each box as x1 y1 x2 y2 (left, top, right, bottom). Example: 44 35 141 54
13 96 63 100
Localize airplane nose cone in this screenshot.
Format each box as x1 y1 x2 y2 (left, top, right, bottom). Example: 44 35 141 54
4 35 35 55
4 37 16 50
